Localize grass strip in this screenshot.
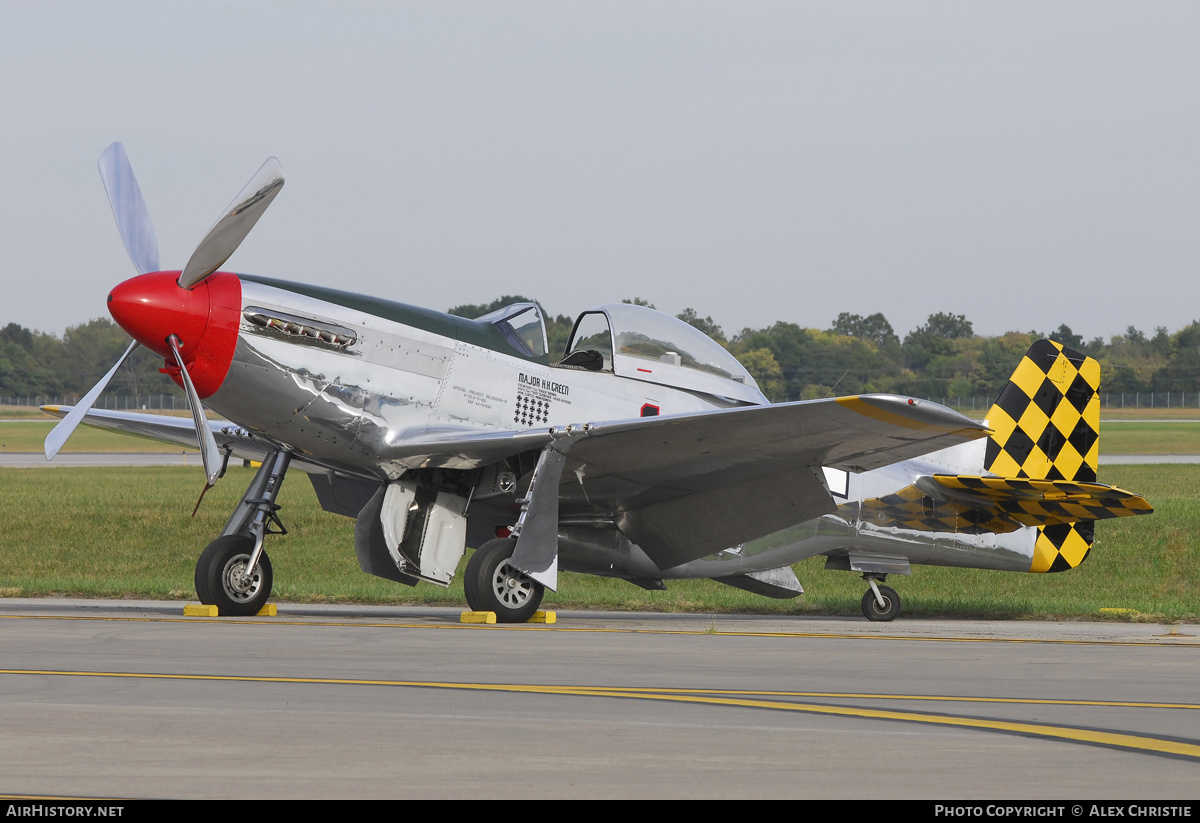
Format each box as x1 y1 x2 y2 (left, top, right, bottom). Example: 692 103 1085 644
0 464 1194 620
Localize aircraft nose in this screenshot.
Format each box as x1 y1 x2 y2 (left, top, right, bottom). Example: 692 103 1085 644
108 271 207 358
107 270 242 398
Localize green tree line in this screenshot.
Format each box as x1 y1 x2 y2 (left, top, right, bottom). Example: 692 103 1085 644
450 298 1200 404
728 314 1200 403
0 320 179 400
5 305 1198 406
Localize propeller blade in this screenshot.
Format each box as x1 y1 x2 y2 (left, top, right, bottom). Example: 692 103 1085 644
97 142 160 275
168 336 224 487
44 340 140 460
178 157 285 290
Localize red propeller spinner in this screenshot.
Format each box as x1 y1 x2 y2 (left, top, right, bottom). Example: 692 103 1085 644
107 270 241 398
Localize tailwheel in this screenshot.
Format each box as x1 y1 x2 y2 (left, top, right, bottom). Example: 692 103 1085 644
861 583 900 622
464 537 544 623
195 535 273 617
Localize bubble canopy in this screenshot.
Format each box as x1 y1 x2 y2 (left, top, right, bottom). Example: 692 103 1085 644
563 303 767 404
475 302 548 359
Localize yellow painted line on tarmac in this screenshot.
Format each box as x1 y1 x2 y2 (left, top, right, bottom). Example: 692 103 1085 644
566 688 1200 761
2 667 1197 760
524 685 1200 711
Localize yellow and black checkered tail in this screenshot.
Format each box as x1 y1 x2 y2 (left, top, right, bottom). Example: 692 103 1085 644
983 340 1100 573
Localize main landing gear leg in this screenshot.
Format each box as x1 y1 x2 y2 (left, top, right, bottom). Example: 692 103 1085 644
195 449 291 616
861 574 901 622
465 426 591 622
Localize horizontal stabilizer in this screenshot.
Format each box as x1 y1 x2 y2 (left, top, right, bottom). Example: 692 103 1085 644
924 475 1153 526
860 473 1152 536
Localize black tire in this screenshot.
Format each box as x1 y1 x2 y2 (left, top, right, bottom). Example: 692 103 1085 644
861 584 900 622
463 538 544 623
194 545 214 604
195 535 273 617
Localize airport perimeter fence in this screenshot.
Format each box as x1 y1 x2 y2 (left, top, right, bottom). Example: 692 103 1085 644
3 394 183 412
924 393 1200 412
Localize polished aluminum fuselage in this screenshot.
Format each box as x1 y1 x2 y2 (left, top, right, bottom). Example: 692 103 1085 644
205 279 1035 580
207 280 741 480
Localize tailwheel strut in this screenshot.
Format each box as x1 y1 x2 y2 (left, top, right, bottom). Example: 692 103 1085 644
861 574 901 622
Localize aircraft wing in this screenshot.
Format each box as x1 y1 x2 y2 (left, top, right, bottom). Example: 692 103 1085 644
556 395 987 569
39 406 343 476
859 474 1154 535
46 395 987 571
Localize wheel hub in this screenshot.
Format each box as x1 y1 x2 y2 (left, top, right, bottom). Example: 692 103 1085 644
492 561 535 608
222 555 262 601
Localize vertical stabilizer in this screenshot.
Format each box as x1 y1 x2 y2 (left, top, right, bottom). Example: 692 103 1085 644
983 340 1101 572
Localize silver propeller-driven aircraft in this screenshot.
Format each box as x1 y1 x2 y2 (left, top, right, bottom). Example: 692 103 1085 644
44 144 1152 621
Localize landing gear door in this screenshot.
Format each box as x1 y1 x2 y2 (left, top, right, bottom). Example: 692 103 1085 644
376 480 469 586
417 493 469 583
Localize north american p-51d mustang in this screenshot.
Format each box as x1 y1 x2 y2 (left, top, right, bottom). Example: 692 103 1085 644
44 144 1152 621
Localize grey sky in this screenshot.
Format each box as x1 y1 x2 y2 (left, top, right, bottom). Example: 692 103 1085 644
3 1 1198 343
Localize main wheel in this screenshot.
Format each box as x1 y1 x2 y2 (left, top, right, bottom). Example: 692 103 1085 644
464 538 544 623
195 535 273 617
861 584 900 622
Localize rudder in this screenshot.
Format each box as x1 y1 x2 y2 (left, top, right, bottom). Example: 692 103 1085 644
983 340 1100 572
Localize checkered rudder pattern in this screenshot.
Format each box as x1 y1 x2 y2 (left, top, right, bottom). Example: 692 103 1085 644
983 340 1101 573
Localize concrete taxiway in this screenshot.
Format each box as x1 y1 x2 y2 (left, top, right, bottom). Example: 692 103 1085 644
0 599 1196 799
